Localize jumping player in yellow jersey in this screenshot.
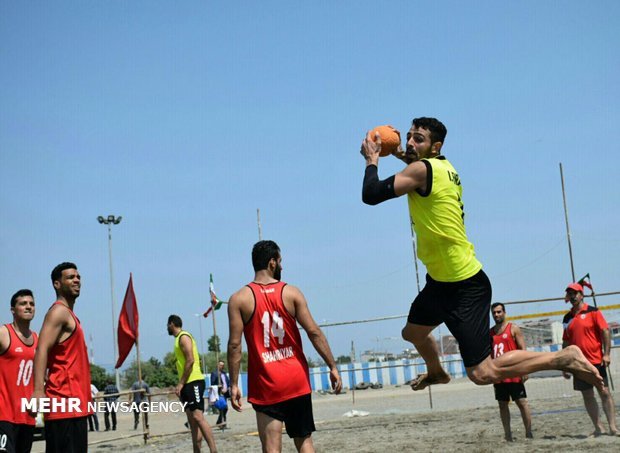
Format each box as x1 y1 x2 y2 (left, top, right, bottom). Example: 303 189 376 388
360 116 602 390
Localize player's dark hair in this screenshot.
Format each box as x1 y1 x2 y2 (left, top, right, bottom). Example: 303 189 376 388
11 289 33 308
252 240 281 272
412 117 447 145
51 262 77 283
168 314 182 328
491 302 506 312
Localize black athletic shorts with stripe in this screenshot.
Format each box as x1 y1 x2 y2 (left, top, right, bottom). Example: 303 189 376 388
407 269 493 367
180 379 206 412
252 393 315 439
0 421 34 453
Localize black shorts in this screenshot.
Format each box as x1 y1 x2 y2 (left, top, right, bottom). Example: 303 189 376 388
252 394 315 439
180 380 206 412
407 269 492 367
494 382 527 402
574 363 609 391
44 416 88 453
0 421 34 453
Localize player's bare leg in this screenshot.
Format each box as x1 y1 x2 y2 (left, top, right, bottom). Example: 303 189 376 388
293 435 315 453
186 408 217 453
467 346 602 388
402 323 450 391
581 389 605 436
256 411 284 453
515 398 533 438
597 385 618 435
498 401 513 441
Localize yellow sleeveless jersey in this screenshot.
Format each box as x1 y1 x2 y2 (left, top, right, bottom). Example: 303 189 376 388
407 156 482 282
174 330 204 383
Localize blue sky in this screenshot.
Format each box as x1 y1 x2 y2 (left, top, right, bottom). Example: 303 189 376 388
1 1 619 372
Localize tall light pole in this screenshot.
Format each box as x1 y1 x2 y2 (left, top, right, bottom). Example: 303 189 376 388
98 215 122 390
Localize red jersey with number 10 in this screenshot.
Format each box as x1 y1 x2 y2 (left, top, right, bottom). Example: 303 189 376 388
0 324 38 425
490 323 521 384
244 281 311 405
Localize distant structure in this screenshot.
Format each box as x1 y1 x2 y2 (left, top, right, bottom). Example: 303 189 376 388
609 321 620 339
520 319 563 346
360 350 396 362
439 335 459 355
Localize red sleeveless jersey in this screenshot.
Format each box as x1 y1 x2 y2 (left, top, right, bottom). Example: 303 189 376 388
44 301 92 420
490 323 521 384
0 324 38 425
244 282 311 405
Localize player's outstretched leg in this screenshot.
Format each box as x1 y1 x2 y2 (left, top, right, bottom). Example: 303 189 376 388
467 346 603 390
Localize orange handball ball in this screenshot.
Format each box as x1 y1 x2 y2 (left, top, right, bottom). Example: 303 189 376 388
369 125 401 157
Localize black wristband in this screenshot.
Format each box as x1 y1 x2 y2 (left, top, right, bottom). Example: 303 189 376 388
362 165 397 205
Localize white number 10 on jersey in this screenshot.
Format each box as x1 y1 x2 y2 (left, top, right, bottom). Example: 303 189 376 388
17 359 33 386
262 311 285 348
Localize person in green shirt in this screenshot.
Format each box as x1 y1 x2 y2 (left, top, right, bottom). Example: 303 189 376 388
167 314 217 453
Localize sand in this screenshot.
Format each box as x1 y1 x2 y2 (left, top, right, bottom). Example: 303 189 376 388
31 377 620 452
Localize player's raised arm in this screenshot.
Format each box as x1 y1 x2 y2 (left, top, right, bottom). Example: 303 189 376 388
361 130 428 205
287 285 342 394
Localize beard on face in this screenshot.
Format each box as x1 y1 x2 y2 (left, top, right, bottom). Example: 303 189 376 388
274 264 282 281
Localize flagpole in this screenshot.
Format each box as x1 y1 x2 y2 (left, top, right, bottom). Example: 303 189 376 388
212 305 220 387
136 337 142 388
590 279 615 391
257 208 263 241
135 336 148 442
588 275 598 309
195 314 207 375
559 163 576 281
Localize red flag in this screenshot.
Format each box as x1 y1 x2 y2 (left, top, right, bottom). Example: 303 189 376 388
115 273 139 369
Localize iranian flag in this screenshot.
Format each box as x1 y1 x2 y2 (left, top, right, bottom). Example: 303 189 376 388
578 273 594 291
203 273 225 318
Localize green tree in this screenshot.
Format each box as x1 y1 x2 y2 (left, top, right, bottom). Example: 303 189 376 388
336 355 351 364
90 363 112 390
200 351 249 375
122 356 177 388
207 334 221 353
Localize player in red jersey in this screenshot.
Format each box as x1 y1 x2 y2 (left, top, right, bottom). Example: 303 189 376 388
563 283 617 436
0 289 38 453
32 262 92 453
227 240 342 453
490 303 532 441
